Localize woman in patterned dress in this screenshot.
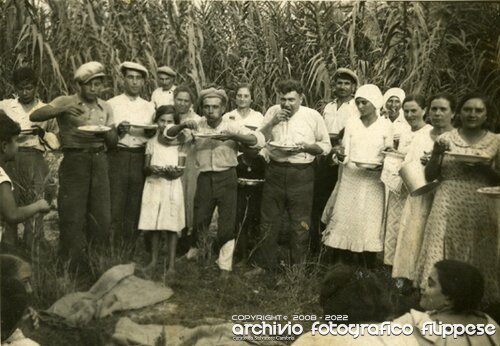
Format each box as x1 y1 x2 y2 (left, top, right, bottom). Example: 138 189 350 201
416 93 500 303
322 84 393 268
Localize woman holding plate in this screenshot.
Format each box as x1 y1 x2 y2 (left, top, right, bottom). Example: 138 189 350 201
416 93 500 303
322 84 393 268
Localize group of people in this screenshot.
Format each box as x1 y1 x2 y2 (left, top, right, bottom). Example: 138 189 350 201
0 62 498 303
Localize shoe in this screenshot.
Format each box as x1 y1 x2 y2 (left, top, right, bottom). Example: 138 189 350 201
186 247 199 260
244 266 266 279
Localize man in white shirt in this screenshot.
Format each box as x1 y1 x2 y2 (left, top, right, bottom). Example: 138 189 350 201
108 62 155 253
0 67 58 248
312 68 359 253
150 66 177 108
247 80 331 276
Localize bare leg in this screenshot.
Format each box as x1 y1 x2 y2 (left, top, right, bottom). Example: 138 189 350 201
167 232 178 274
145 232 161 270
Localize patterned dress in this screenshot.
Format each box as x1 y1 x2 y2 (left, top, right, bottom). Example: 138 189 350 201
416 130 500 302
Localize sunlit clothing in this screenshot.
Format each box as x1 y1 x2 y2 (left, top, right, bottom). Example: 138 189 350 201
322 98 358 134
151 86 176 108
223 108 264 129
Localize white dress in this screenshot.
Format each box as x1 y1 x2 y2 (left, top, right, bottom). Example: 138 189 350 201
138 135 185 232
322 117 393 252
392 126 436 279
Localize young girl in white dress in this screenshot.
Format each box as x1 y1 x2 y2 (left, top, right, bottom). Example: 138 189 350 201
138 105 185 274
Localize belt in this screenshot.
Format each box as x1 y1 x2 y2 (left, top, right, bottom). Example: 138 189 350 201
269 160 312 168
115 146 146 153
62 146 105 153
18 147 43 153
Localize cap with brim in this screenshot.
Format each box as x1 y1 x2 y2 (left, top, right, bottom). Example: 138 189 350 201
199 87 228 104
119 61 148 78
74 61 106 84
157 66 177 77
333 68 359 86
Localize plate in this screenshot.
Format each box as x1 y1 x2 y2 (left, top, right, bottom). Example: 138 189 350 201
382 150 405 159
130 124 158 130
78 125 111 133
268 141 300 151
477 186 500 198
193 132 220 138
352 160 382 169
445 152 491 164
20 128 36 135
238 178 265 186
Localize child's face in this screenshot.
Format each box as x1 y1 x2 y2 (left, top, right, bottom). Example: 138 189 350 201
157 113 175 129
1 137 19 161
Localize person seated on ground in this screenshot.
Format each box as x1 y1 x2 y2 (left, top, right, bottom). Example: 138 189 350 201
0 113 50 243
392 260 500 345
292 264 416 345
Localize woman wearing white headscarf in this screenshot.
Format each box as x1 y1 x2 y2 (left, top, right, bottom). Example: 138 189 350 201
322 85 393 267
382 88 411 145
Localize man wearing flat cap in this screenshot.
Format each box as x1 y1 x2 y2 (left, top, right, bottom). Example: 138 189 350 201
166 87 265 277
311 68 359 253
31 61 118 273
107 61 155 254
151 66 177 108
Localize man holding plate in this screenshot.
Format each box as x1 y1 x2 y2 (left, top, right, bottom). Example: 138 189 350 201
107 62 156 254
30 61 117 273
166 87 265 277
245 80 331 276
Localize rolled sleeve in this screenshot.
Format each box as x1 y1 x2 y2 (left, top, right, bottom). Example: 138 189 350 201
235 123 265 149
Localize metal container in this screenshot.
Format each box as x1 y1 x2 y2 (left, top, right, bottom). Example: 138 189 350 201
399 160 439 197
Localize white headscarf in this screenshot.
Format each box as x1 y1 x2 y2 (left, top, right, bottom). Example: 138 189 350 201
355 84 384 115
383 87 406 106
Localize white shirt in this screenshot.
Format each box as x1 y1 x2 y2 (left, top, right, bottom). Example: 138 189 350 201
0 167 12 243
108 94 155 148
322 98 358 134
223 108 264 129
151 86 176 108
0 98 57 151
391 112 411 139
261 105 332 164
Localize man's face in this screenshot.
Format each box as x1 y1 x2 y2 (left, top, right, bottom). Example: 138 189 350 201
158 73 174 90
1 137 19 161
333 78 355 99
174 91 192 114
202 97 225 122
279 91 302 115
80 77 104 102
123 69 145 97
15 81 36 105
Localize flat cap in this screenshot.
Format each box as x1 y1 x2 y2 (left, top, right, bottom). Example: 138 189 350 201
199 87 228 104
157 66 177 77
74 61 106 84
333 68 359 86
119 61 148 78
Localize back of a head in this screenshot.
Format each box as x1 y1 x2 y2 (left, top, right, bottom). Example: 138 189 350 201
0 113 21 143
1 277 29 342
434 260 484 313
320 265 392 324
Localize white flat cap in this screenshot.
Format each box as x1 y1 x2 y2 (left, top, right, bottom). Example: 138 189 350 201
119 61 148 78
157 66 176 77
74 61 106 84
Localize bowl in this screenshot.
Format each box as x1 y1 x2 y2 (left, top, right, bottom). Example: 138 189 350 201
445 152 491 165
399 160 439 197
352 160 382 170
477 186 500 199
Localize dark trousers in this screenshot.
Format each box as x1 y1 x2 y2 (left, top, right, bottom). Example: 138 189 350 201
311 156 338 253
108 149 145 253
235 185 263 261
256 162 314 270
192 168 237 250
58 150 110 266
3 149 49 247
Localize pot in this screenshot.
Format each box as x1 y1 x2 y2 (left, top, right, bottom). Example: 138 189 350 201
399 160 439 197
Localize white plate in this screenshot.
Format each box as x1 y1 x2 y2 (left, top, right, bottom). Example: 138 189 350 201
268 141 300 151
130 124 158 130
445 152 491 164
352 160 382 169
477 186 500 198
382 150 405 158
238 178 265 186
78 125 111 133
193 132 220 138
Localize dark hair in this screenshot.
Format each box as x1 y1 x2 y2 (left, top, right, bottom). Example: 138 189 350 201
154 105 177 124
121 67 147 79
1 277 29 342
403 94 426 109
276 79 304 95
434 260 484 313
320 265 392 324
173 85 196 104
428 93 456 113
454 92 493 129
0 113 21 143
235 83 253 98
12 67 37 86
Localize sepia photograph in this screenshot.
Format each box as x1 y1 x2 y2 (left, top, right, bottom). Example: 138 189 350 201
0 0 499 345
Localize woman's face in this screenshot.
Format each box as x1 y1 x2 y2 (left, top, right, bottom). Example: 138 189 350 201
17 262 33 295
459 98 487 130
386 96 402 121
429 98 454 129
235 87 252 109
157 113 175 130
355 97 376 118
403 100 426 131
420 267 450 311
174 91 192 115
